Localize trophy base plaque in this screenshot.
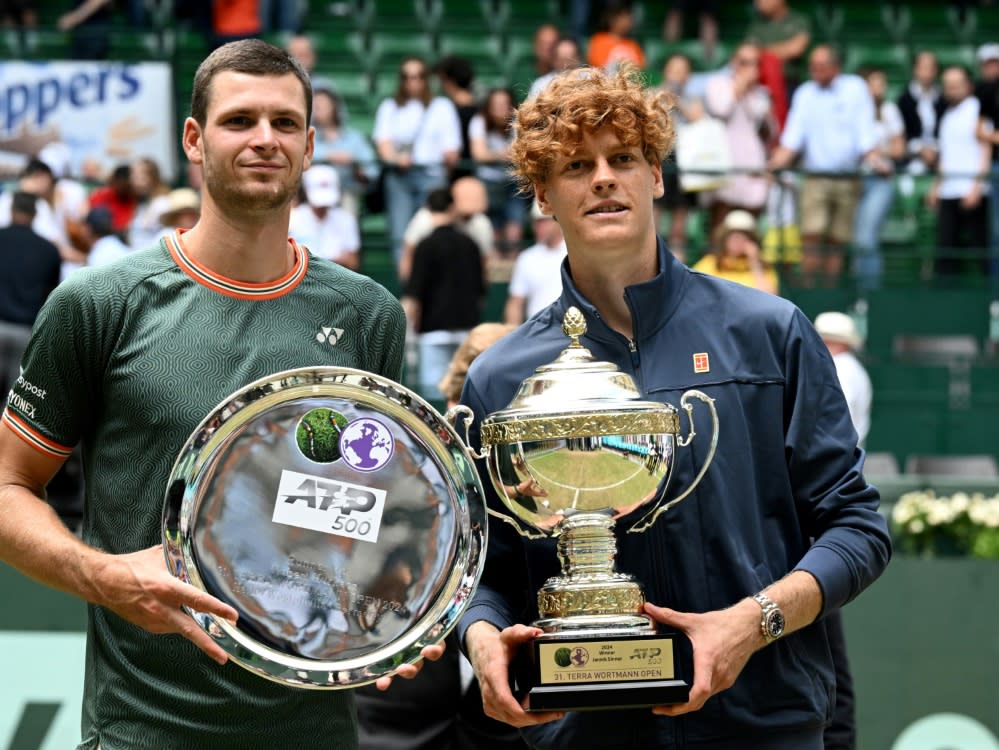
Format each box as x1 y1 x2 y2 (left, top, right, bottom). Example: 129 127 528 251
514 631 689 712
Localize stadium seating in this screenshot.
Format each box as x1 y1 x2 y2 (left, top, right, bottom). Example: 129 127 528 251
904 454 999 478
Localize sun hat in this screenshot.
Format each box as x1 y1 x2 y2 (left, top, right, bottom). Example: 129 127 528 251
302 164 341 208
814 311 862 350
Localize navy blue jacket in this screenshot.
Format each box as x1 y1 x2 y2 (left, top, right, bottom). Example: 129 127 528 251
456 240 891 749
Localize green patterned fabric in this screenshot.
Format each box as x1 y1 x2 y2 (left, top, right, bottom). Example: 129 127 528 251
3 234 405 750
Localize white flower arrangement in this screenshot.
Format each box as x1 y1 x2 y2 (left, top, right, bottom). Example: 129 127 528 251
891 490 999 558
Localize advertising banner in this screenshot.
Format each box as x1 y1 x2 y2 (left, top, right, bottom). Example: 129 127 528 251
0 60 176 181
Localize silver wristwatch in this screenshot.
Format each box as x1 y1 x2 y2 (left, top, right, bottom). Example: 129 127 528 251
753 592 786 644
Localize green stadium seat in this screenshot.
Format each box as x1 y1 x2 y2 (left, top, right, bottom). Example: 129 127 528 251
928 42 976 69
844 43 909 78
1 29 24 59
307 28 367 68
437 32 503 68
19 29 71 61
324 70 373 113
643 39 724 74
372 70 403 99
367 30 436 72
353 0 420 32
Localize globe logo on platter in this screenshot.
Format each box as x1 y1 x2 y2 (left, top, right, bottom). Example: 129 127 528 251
339 418 394 472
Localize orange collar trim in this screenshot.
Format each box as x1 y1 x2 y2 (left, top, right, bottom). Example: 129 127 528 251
165 229 308 300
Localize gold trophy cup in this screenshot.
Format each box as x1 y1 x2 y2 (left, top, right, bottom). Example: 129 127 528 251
449 307 718 711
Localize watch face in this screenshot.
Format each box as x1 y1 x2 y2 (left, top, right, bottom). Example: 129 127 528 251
766 610 786 639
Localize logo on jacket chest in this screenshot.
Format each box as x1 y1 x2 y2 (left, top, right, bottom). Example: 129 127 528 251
317 326 344 345
693 352 710 373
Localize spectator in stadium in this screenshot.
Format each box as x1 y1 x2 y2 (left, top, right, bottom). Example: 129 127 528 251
128 157 171 250
311 87 377 217
745 0 812 95
0 158 86 279
853 68 904 293
0 39 439 750
586 0 645 72
289 164 360 270
692 208 779 295
0 192 60 395
83 206 133 267
155 187 201 241
0 0 36 27
469 88 529 255
897 50 945 175
398 175 494 283
654 53 703 261
663 0 718 67
210 0 262 47
284 33 336 94
977 42 999 85
458 63 890 750
975 44 999 287
373 56 462 271
88 163 138 236
704 42 774 234
929 65 991 278
503 201 567 325
259 0 300 33
401 187 486 403
528 35 582 100
566 0 592 44
814 311 871 448
434 55 480 179
768 45 879 288
533 23 559 78
57 0 113 59
37 140 90 250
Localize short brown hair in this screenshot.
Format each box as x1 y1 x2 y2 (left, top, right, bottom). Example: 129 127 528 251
510 64 675 192
190 39 312 127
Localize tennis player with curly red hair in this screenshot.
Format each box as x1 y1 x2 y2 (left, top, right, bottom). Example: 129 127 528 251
456 64 890 750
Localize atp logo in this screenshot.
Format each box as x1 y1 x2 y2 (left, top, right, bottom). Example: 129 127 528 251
317 326 344 345
272 469 387 543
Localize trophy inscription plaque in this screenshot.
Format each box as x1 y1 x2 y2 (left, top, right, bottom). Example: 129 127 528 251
449 307 718 711
162 367 486 689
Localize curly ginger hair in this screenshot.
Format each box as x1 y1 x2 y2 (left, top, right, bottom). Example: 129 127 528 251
509 64 676 192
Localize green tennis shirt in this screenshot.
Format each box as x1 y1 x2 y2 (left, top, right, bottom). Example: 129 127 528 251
3 232 406 750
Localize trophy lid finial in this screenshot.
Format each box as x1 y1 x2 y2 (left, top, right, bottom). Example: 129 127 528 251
562 307 587 348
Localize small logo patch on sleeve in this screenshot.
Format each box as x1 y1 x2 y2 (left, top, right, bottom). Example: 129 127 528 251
693 352 710 373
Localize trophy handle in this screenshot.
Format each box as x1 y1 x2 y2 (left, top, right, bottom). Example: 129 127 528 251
628 390 718 534
445 404 548 540
444 404 489 461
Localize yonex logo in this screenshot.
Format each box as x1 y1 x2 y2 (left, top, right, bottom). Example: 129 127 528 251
316 326 344 345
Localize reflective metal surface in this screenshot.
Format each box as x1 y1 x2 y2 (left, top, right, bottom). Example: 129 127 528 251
450 306 718 633
470 306 716 534
484 416 676 529
163 367 486 689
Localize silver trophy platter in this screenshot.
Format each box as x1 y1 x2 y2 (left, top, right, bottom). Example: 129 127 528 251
163 367 486 689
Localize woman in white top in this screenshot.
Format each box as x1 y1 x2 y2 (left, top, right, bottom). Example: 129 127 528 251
704 43 773 233
372 57 462 272
469 88 530 255
852 67 905 292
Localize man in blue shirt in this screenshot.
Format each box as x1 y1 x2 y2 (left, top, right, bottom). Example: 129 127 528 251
458 63 891 750
768 45 880 288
